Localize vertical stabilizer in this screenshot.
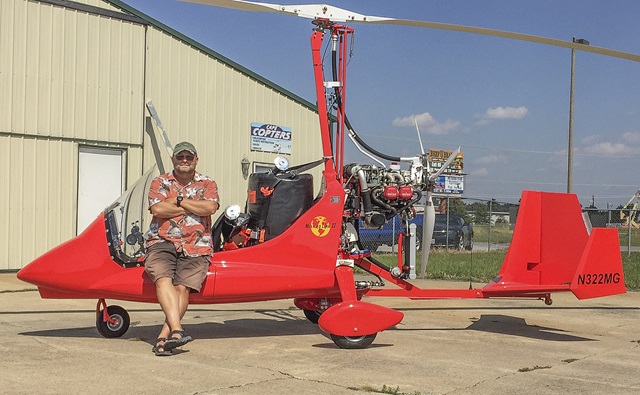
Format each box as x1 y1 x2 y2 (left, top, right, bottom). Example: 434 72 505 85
493 191 589 287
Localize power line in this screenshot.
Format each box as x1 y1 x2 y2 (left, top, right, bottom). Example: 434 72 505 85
355 133 639 158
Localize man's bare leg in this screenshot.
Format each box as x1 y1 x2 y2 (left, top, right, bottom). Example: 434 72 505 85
155 277 183 337
157 284 190 339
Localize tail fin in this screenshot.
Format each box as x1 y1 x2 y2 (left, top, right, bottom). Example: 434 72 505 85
484 191 625 299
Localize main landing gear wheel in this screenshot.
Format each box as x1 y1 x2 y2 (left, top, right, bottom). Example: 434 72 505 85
303 309 322 324
330 333 377 349
96 305 130 338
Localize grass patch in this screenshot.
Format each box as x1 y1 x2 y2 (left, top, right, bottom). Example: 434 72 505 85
474 225 640 247
372 249 505 284
370 250 640 290
348 385 421 395
617 228 640 246
473 224 514 244
562 358 579 363
518 365 551 373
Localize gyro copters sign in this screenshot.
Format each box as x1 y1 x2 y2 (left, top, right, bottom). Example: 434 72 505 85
250 122 292 155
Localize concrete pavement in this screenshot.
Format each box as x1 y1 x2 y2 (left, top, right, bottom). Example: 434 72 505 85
1 272 640 394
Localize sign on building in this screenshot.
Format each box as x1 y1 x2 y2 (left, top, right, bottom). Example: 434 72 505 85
251 122 292 155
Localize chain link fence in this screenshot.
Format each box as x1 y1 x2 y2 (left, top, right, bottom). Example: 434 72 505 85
358 197 640 255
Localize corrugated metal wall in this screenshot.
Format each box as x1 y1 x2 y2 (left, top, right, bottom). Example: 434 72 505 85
0 0 146 270
143 27 323 206
1 0 323 270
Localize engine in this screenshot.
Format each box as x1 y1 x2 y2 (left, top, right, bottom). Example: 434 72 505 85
344 163 424 229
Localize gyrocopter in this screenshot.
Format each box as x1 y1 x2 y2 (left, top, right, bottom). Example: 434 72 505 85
18 0 635 349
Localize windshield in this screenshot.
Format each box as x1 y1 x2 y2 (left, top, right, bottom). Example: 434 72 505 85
436 214 463 226
106 166 159 259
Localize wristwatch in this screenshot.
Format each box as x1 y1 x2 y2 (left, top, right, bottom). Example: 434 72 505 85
176 195 183 207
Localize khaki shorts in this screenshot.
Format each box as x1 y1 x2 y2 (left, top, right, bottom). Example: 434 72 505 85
144 242 210 292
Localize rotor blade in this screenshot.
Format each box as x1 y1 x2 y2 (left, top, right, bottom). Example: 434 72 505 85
181 0 281 14
371 18 640 63
182 0 640 62
181 0 393 22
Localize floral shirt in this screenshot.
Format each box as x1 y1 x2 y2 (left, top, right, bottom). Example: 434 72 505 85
145 171 219 256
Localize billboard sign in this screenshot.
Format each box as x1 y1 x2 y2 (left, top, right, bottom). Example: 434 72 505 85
433 175 464 195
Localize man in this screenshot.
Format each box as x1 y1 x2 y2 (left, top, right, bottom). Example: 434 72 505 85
144 141 219 356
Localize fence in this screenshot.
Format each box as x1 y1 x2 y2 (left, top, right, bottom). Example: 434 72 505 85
358 197 640 255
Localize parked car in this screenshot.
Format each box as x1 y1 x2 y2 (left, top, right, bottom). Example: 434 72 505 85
358 213 473 252
432 213 474 250
358 214 423 252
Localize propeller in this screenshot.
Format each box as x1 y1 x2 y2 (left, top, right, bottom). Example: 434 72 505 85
183 0 640 62
420 147 461 278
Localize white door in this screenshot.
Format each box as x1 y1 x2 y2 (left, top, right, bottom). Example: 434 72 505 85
77 147 125 234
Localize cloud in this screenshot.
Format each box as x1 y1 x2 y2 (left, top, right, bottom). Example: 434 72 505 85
470 168 489 177
581 130 640 157
581 134 601 145
474 154 508 165
622 131 640 145
475 106 528 125
583 142 635 156
392 112 461 135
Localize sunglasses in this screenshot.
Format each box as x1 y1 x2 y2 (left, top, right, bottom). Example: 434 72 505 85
175 154 195 161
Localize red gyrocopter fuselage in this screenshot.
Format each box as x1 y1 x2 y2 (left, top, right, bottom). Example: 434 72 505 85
18 18 626 349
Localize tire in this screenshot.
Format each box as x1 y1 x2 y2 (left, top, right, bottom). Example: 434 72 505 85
330 333 377 349
465 236 474 251
455 235 464 251
303 309 321 324
96 305 130 338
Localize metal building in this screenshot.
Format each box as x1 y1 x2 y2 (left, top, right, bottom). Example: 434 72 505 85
0 0 323 270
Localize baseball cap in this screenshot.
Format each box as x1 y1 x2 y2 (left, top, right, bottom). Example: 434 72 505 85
173 141 197 156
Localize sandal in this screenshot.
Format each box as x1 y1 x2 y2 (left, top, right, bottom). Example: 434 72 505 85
163 330 192 351
152 338 172 356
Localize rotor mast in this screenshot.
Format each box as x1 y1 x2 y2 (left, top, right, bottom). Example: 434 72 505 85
310 18 353 182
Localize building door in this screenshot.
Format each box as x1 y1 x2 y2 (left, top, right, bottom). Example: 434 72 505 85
77 147 125 234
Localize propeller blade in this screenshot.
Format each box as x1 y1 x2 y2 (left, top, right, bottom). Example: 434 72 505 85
414 117 426 156
182 0 640 62
429 146 461 182
420 195 436 278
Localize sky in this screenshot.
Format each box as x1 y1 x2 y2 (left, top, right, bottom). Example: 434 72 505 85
121 0 640 207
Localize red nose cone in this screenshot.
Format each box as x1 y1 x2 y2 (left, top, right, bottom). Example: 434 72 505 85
16 260 42 286
16 214 113 294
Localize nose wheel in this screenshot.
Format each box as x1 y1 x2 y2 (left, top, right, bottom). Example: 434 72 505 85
330 333 377 349
96 300 130 338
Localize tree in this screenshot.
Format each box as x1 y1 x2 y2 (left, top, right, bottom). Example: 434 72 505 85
447 198 469 220
468 202 488 224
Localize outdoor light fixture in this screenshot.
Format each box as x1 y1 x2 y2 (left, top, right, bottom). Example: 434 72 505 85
241 156 250 179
